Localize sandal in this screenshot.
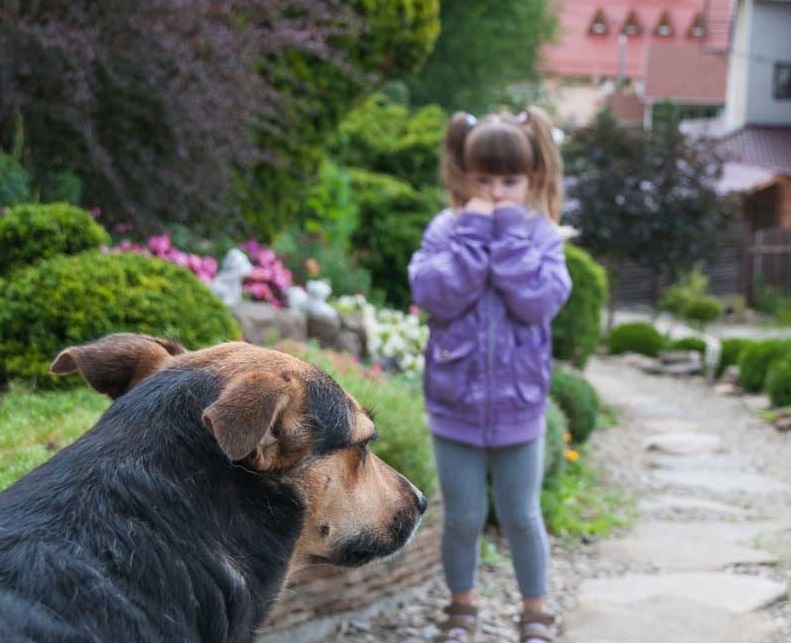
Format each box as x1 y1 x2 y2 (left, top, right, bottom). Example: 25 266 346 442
433 602 478 642
518 610 556 643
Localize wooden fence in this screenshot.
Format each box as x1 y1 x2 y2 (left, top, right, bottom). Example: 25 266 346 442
746 226 791 301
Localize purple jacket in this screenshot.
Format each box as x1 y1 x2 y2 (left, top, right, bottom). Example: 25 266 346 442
408 205 572 448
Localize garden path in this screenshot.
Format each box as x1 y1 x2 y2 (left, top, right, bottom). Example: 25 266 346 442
262 356 791 642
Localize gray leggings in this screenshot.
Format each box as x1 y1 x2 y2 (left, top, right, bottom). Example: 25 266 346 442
432 434 548 598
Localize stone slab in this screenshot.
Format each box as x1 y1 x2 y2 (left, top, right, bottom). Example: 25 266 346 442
641 419 702 434
560 596 777 643
576 572 788 613
638 494 750 518
652 469 791 495
597 537 777 571
647 453 740 471
631 519 789 546
643 432 724 455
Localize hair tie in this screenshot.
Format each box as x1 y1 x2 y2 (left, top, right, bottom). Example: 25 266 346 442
517 110 530 125
464 113 477 126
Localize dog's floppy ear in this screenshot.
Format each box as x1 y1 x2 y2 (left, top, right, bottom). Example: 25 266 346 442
202 372 294 463
50 333 186 399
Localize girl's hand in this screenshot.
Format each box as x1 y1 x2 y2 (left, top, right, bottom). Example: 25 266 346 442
464 196 495 215
494 201 523 210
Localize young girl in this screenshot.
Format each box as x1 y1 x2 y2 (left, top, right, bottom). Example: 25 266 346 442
408 107 571 643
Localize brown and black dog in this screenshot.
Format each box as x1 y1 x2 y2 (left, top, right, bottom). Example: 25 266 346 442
0 333 426 643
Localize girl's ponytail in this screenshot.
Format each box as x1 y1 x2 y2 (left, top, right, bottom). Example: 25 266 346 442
523 106 563 222
441 112 477 210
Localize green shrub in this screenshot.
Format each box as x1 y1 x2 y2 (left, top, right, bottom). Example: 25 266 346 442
608 322 666 357
550 368 600 444
683 296 724 328
659 265 709 316
667 337 707 354
275 340 435 498
349 168 441 309
765 356 791 407
553 244 608 367
0 251 241 387
738 340 791 393
0 153 30 208
0 203 110 276
717 338 753 377
333 94 446 189
543 398 569 487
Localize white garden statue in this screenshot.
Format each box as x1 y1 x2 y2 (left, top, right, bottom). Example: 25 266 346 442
210 248 253 307
285 279 338 320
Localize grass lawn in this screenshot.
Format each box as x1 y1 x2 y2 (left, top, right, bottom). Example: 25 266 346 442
0 382 108 491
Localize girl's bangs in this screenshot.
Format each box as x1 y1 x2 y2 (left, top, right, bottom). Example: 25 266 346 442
465 125 531 175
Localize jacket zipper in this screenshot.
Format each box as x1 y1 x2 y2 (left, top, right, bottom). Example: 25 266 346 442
485 288 493 446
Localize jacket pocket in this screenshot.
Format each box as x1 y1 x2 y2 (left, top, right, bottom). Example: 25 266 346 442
512 325 549 404
426 337 476 404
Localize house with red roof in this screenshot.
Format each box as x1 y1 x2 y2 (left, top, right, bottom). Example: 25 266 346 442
540 0 733 127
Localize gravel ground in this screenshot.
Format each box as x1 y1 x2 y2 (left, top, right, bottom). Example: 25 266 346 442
319 355 791 642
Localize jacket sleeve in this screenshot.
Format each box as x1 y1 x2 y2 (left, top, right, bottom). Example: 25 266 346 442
489 206 572 325
408 210 493 322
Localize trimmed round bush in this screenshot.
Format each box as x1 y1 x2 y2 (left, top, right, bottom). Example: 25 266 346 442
0 203 110 276
543 398 569 487
0 251 241 387
738 340 791 393
717 338 753 378
553 244 608 368
550 368 600 444
765 356 791 408
683 296 724 327
667 337 707 354
608 322 666 357
0 153 30 208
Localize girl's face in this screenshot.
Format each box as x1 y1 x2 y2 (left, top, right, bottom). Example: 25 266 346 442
469 173 530 205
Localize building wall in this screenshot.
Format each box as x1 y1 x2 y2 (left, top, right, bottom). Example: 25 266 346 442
725 0 752 129
744 1 791 125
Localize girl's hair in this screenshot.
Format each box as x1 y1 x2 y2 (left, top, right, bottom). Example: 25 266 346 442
441 107 563 221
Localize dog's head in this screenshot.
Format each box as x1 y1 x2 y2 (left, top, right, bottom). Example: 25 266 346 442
51 333 426 569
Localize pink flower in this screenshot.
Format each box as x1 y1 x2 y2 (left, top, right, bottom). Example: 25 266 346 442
409 305 420 317
114 222 133 234
147 234 171 256
89 207 101 219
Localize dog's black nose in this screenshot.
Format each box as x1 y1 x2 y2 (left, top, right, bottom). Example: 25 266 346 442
414 489 427 514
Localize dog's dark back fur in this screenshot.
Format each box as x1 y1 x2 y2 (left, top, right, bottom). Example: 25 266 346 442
0 368 304 643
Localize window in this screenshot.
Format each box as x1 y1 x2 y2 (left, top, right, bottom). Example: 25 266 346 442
589 9 609 36
654 11 675 38
621 10 643 36
775 63 791 100
687 12 706 39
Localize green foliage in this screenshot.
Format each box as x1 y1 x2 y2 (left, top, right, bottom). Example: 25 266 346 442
552 244 608 367
683 296 723 328
0 252 241 388
753 282 791 326
541 451 636 541
273 229 373 299
608 322 666 357
276 340 436 499
717 338 753 378
246 2 440 240
667 337 707 354
0 203 110 276
332 93 446 188
0 152 30 207
407 0 555 112
300 159 360 251
543 398 568 487
565 109 738 295
39 171 82 205
738 340 791 393
659 265 709 316
349 168 442 308
765 356 791 407
550 368 600 444
0 382 109 492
